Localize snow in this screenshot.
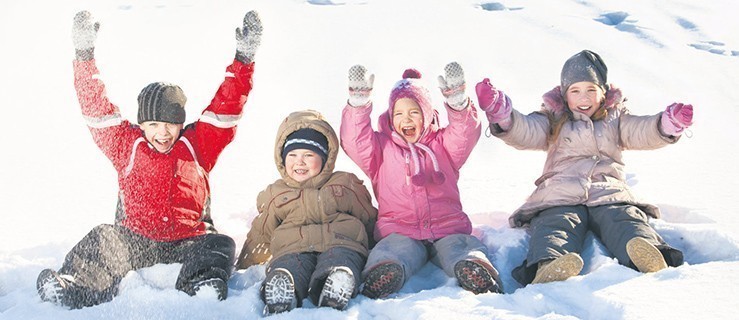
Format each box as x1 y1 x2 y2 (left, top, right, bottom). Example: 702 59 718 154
1 0 739 319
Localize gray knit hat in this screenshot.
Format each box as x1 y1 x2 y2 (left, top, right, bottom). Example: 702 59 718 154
137 82 187 124
560 50 608 95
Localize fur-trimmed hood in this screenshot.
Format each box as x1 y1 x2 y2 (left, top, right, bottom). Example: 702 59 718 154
273 110 339 188
540 84 625 117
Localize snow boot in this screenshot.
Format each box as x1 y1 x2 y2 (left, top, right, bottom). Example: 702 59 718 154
531 252 583 284
361 262 404 299
193 278 228 300
454 259 503 294
626 237 668 273
263 268 297 315
318 266 355 310
36 269 74 307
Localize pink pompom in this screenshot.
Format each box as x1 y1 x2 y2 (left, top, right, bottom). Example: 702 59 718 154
411 173 426 186
402 68 422 79
431 171 446 185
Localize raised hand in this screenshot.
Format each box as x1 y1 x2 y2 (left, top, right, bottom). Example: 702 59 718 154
235 10 263 63
661 102 694 136
475 78 512 125
437 62 469 110
348 65 374 107
72 11 100 60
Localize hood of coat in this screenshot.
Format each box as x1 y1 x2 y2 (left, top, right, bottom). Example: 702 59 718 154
377 103 440 147
274 110 339 188
540 83 625 118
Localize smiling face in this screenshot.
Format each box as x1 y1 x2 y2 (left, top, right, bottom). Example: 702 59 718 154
392 98 424 143
141 121 183 153
284 148 323 182
564 81 606 118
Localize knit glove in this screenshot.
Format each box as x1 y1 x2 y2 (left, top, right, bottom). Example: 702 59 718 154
660 102 694 136
235 10 263 64
475 78 512 129
438 62 469 111
348 65 374 107
72 11 99 61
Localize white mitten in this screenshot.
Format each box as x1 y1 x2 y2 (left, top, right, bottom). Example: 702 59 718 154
438 62 469 110
235 10 263 63
72 11 99 60
348 65 374 107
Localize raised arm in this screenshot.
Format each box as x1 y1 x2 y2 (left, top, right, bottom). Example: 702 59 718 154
188 10 262 172
620 102 694 149
72 11 140 171
340 65 383 178
437 62 481 169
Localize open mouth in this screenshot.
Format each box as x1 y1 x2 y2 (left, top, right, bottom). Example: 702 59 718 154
576 105 592 112
401 126 416 137
155 138 171 146
294 169 308 175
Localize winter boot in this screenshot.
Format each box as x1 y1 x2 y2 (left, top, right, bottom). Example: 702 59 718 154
36 269 74 307
454 259 503 294
361 262 404 299
318 266 355 310
531 252 583 284
626 237 668 273
193 278 228 301
263 268 297 315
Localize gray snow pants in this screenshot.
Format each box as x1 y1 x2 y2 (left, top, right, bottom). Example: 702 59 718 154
58 224 235 308
262 247 365 307
363 233 492 285
512 204 684 285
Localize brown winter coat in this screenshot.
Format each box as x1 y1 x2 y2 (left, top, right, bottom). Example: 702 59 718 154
492 85 679 228
236 110 377 269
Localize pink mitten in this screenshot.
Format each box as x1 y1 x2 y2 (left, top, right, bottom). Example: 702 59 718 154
475 78 512 127
661 103 694 136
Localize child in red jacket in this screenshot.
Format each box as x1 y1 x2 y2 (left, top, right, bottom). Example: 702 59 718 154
35 10 262 309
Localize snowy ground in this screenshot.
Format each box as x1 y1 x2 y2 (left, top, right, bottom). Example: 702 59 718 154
1 0 739 319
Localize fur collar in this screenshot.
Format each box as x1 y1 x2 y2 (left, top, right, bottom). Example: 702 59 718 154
540 84 625 116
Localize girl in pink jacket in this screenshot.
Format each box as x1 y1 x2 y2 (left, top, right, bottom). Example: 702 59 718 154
340 63 502 298
476 50 692 286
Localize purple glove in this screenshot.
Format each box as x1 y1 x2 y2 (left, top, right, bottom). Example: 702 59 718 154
475 78 512 128
661 103 694 136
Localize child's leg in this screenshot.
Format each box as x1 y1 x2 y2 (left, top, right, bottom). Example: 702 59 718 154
362 233 427 283
171 233 235 299
512 205 589 285
308 247 365 302
262 252 317 308
429 234 490 277
361 233 427 298
308 247 365 308
430 234 502 293
589 204 684 270
53 224 153 308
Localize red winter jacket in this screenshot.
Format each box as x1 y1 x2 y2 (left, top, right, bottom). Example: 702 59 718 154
73 58 254 241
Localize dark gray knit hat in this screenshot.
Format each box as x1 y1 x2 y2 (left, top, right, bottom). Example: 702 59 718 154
282 128 329 165
137 82 187 124
560 50 608 95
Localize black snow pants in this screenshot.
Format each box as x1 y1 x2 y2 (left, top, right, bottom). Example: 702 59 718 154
512 204 684 286
261 247 365 307
57 224 235 308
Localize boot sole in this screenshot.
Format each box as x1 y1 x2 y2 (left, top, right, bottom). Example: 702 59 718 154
361 263 404 299
318 267 355 310
263 268 297 315
626 237 668 273
454 260 501 294
532 253 584 284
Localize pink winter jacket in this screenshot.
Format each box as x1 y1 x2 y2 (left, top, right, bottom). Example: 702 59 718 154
491 85 679 228
341 101 481 241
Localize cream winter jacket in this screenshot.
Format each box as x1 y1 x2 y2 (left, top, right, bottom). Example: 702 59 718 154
492 85 678 228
